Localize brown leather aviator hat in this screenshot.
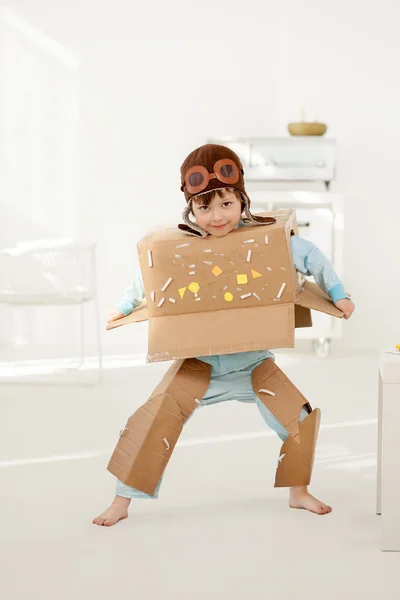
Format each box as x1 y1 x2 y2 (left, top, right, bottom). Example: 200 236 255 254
179 144 276 237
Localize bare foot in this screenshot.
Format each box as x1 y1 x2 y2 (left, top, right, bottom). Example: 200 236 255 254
289 486 332 515
92 496 131 527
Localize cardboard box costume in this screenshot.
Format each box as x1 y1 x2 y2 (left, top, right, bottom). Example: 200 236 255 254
107 144 343 493
108 209 341 362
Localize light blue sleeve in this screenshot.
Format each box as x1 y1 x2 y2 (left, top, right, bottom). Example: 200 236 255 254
116 269 145 316
290 236 348 304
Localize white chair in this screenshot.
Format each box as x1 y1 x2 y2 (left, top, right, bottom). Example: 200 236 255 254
0 239 102 385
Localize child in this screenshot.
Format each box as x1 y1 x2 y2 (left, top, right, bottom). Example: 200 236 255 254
93 144 355 527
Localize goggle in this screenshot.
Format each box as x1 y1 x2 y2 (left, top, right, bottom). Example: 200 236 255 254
184 159 240 195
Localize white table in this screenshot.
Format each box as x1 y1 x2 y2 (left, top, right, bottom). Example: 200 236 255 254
377 351 400 551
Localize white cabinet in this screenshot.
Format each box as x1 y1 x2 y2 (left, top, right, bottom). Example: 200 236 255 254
208 137 336 188
247 191 345 356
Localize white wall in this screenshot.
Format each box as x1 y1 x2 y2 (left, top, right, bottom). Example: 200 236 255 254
1 0 399 356
276 0 400 350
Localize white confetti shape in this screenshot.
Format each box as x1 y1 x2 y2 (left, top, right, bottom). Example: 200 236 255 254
194 398 200 404
151 291 155 302
265 235 269 244
195 297 201 301
211 295 217 298
163 437 170 450
276 283 286 299
202 261 212 265
147 250 153 267
203 249 212 253
189 271 196 275
244 239 255 244
281 267 286 271
176 243 190 249
246 250 252 263
267 266 272 272
278 453 286 464
253 293 261 301
223 285 229 290
157 298 165 307
168 298 176 303
189 264 195 268
241 293 252 299
175 254 181 258
259 388 276 396
161 277 172 291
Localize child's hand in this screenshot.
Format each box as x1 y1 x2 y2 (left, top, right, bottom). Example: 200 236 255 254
335 298 355 320
107 308 126 323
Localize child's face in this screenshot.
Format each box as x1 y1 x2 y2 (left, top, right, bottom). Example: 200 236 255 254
191 190 242 237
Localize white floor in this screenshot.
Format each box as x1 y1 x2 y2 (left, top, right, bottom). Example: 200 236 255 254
1 348 399 600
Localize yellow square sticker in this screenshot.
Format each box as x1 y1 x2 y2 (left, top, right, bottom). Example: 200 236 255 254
237 274 248 285
212 266 222 277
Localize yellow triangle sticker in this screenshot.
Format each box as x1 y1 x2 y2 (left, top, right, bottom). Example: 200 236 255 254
251 270 262 279
178 287 187 299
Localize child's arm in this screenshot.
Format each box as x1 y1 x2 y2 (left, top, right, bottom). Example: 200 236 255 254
108 269 145 322
290 236 355 319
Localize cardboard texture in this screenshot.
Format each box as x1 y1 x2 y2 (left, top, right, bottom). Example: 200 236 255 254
274 409 321 487
252 358 311 443
297 280 343 318
108 355 317 494
106 210 342 492
107 358 211 496
294 304 313 328
106 210 343 363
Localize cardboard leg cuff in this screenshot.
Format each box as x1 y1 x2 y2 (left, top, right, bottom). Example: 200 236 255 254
252 359 310 442
274 408 321 488
107 358 211 496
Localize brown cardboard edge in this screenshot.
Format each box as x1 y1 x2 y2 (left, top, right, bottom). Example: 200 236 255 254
106 302 149 330
296 281 343 318
146 304 295 362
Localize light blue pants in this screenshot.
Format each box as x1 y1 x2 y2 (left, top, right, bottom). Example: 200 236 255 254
116 360 309 499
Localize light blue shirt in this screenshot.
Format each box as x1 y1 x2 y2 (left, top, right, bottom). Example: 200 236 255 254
116 234 348 374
